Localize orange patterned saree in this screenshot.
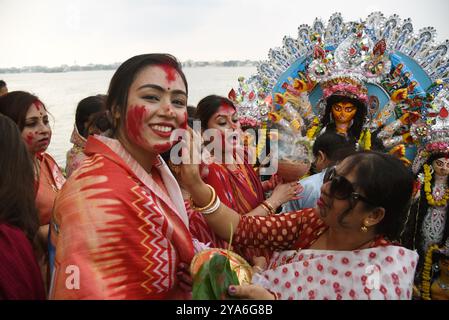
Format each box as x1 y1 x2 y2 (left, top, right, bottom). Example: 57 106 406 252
35 153 65 225
49 136 195 299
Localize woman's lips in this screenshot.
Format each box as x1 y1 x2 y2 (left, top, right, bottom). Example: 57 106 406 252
37 137 50 145
317 197 326 208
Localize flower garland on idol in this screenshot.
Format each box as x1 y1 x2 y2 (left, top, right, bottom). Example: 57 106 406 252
424 164 449 207
421 244 440 300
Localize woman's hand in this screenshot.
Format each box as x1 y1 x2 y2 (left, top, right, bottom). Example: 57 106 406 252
174 127 204 191
268 182 304 208
228 284 276 300
262 174 283 192
251 256 268 274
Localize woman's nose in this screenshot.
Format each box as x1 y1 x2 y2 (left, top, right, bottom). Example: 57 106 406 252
38 122 50 134
160 101 176 117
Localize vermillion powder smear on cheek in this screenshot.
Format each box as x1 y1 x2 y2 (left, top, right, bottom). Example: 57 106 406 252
126 106 147 144
25 133 34 146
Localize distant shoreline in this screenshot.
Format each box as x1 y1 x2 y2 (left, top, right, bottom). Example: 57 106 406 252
0 60 258 74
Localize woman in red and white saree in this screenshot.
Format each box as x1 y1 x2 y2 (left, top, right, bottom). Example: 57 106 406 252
0 92 65 292
50 135 197 299
194 152 419 300
0 92 66 229
49 54 219 299
193 95 301 261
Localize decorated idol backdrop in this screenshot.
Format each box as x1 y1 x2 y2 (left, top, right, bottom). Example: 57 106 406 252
229 12 449 163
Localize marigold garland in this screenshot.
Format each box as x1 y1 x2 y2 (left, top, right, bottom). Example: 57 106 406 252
306 117 321 139
424 164 449 207
421 244 440 300
358 129 372 151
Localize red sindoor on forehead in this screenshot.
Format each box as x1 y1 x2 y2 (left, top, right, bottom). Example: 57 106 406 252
218 102 235 113
158 64 177 83
33 99 43 111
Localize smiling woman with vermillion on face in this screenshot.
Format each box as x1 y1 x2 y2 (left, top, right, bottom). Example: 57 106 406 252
121 64 187 166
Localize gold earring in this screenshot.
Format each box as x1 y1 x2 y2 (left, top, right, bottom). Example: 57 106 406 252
361 224 368 233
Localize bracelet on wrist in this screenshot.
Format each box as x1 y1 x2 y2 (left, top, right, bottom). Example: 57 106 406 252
192 184 216 211
192 184 221 215
262 200 276 215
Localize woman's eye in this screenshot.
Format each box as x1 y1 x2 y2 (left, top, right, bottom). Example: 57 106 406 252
172 99 186 107
143 95 159 102
25 122 37 127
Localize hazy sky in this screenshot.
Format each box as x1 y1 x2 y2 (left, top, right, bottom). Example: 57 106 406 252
1 0 449 68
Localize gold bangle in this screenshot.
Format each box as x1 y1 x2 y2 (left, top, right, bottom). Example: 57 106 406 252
260 202 271 215
192 184 216 211
263 200 276 215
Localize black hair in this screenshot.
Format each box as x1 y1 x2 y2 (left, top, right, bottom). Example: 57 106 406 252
322 95 367 142
0 114 39 243
0 80 6 88
0 91 47 131
75 95 106 138
195 95 236 130
312 132 356 162
105 53 188 135
338 151 414 241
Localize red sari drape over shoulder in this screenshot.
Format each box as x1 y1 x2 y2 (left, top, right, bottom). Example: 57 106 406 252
203 160 270 261
49 136 196 300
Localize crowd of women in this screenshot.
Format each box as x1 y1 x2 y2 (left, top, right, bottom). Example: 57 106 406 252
0 53 448 300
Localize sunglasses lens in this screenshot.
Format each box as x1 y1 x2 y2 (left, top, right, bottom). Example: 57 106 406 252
330 177 354 200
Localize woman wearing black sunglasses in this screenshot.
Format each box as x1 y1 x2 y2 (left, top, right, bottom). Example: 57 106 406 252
198 151 419 300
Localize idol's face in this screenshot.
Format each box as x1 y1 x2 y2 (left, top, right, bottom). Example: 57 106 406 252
332 101 357 125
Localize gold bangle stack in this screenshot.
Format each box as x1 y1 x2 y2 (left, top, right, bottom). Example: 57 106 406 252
261 200 276 215
192 184 221 215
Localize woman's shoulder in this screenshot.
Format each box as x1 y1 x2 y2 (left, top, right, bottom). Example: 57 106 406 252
0 223 35 263
0 223 28 244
